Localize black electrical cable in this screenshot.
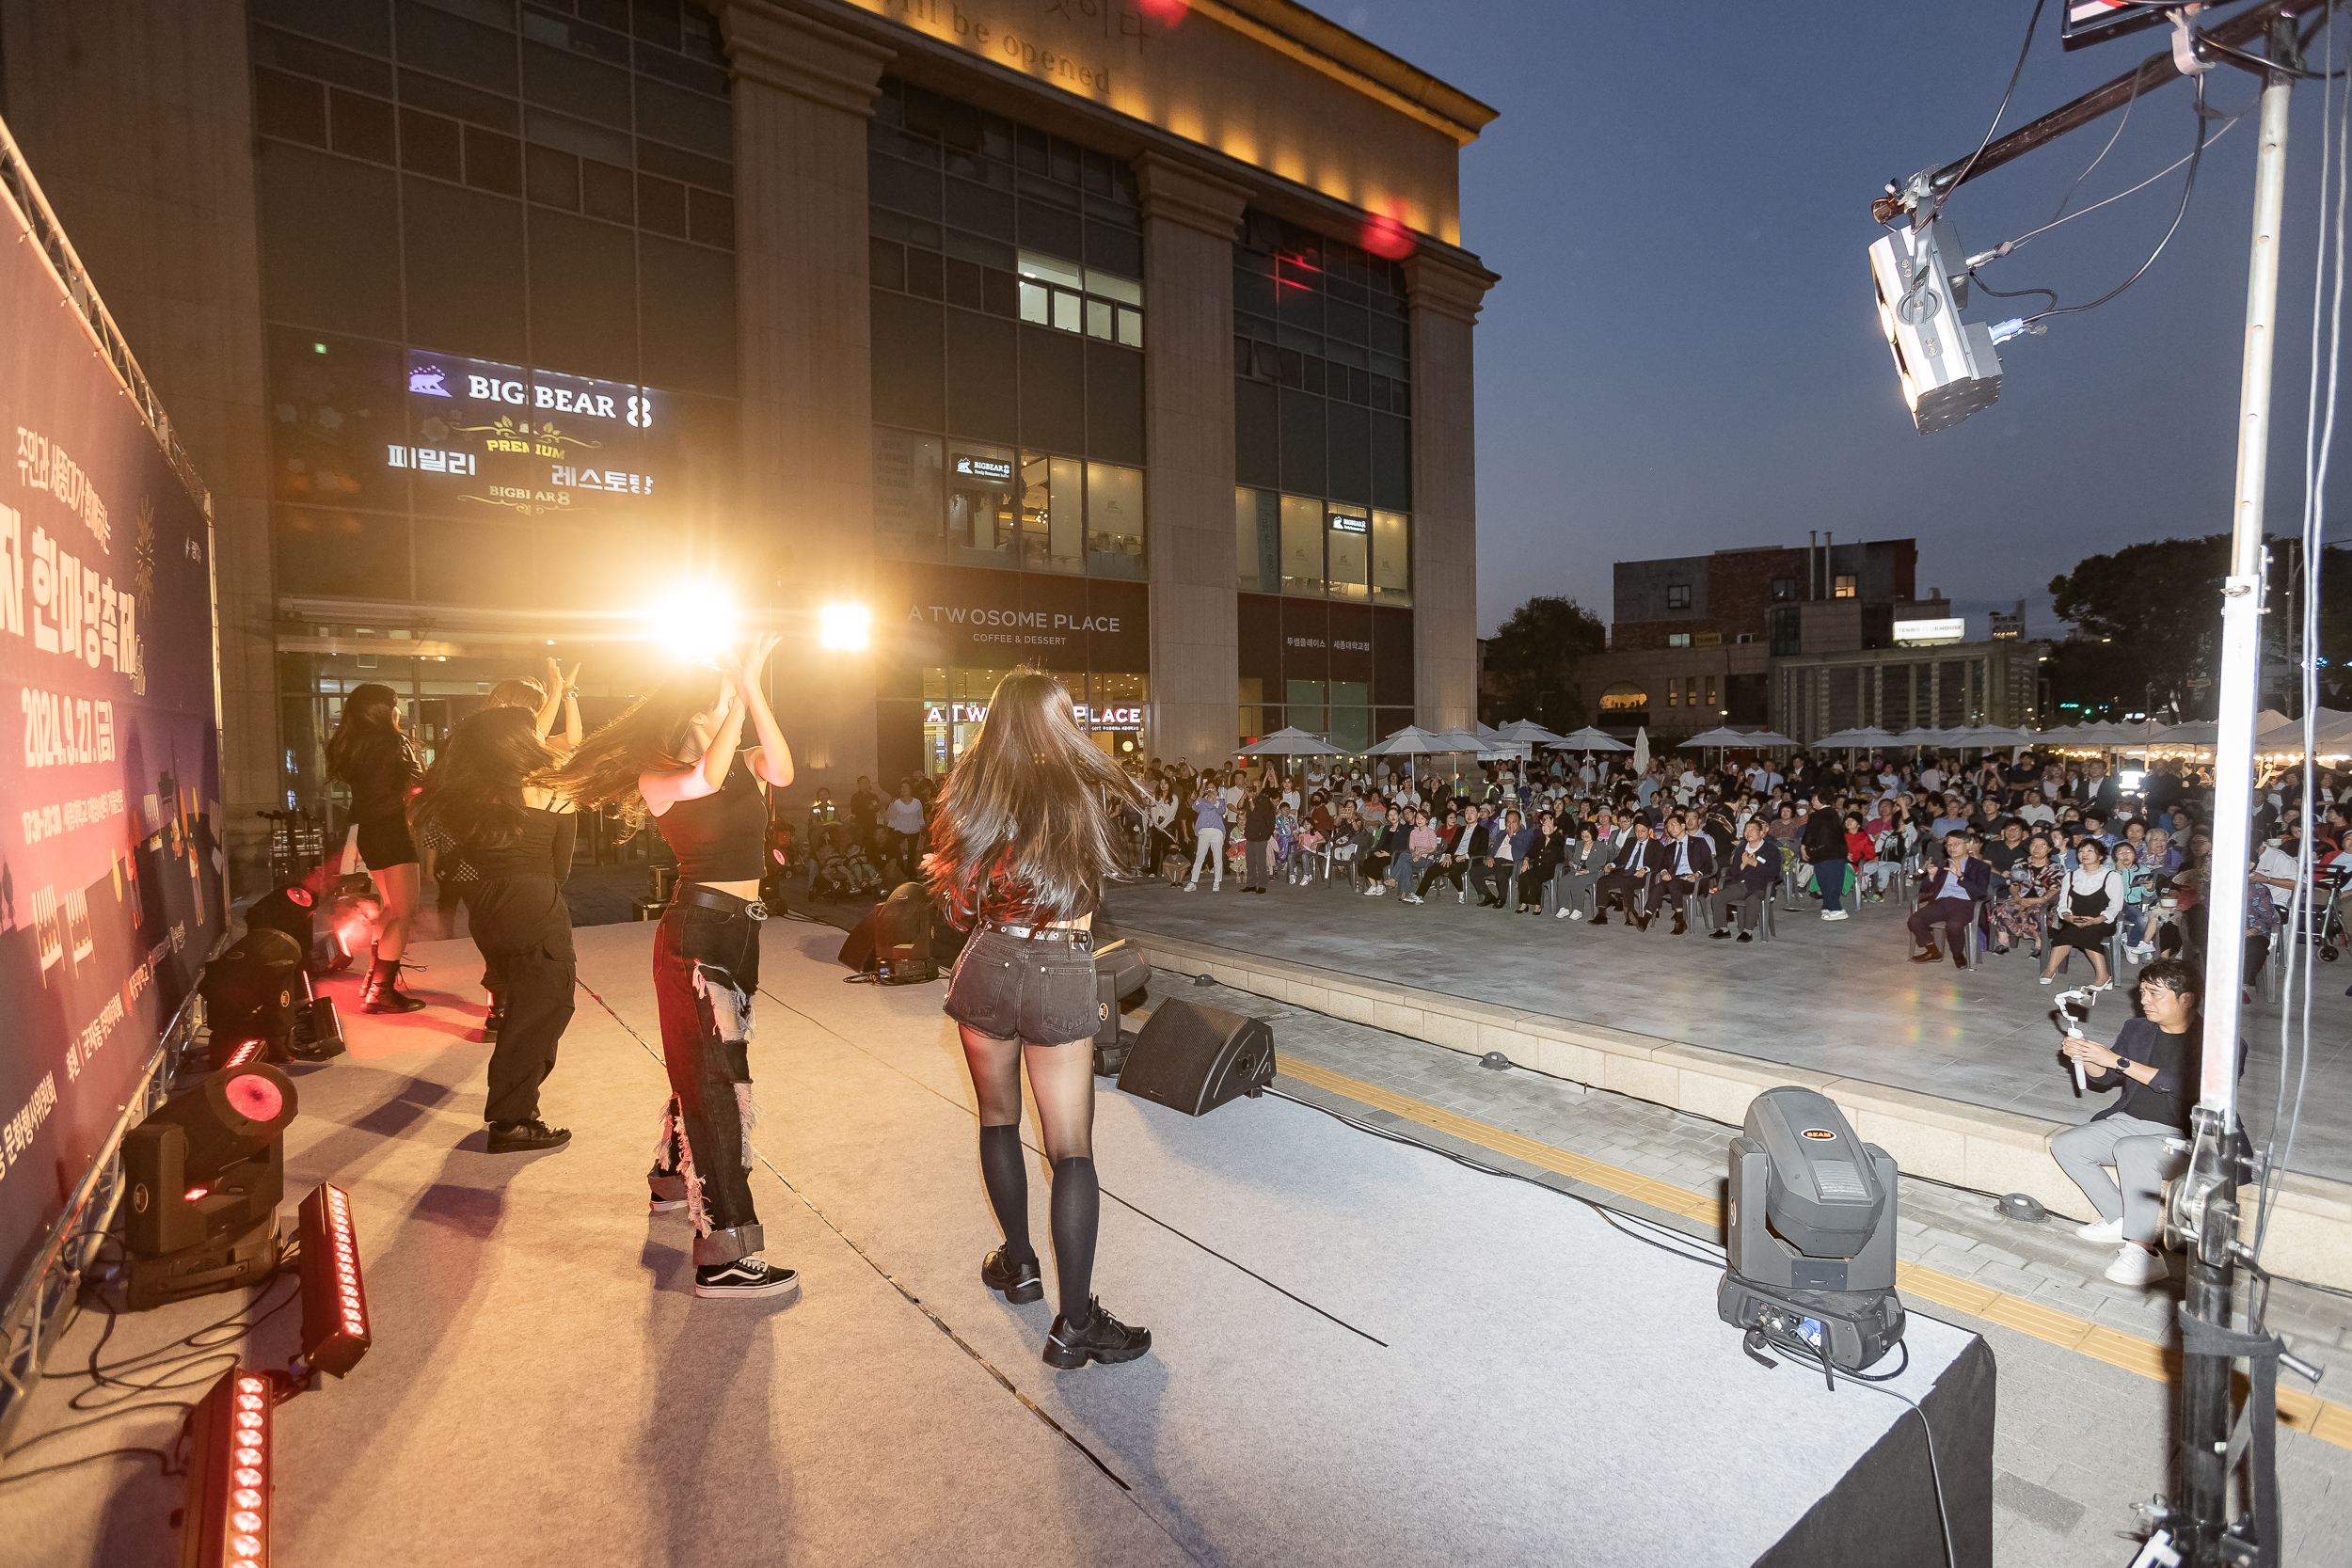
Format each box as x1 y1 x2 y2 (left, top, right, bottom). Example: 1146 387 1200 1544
2047 54 2144 229
2198 29 2347 81
1965 270 2060 310
1927 0 2049 226
2022 71 2212 326
0 1445 178 1489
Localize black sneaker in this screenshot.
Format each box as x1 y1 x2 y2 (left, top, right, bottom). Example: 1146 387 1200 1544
693 1257 801 1300
982 1248 1044 1304
1042 1298 1152 1369
486 1118 571 1153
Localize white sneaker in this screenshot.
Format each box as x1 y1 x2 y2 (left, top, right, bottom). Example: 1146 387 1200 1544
2104 1245 2169 1287
1556 907 1573 920
1402 894 1423 905
1363 884 1384 897
2077 1215 2125 1243
1457 890 1467 904
1182 883 1197 893
1821 911 1849 921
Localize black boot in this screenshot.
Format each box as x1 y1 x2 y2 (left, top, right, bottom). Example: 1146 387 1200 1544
982 1248 1044 1304
1042 1298 1152 1369
361 956 425 1014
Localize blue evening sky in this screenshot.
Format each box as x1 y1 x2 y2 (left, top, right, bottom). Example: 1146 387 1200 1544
1294 0 2352 638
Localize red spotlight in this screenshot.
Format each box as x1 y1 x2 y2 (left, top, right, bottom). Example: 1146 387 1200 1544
183 1367 274 1568
1138 0 1189 20
296 1181 373 1378
224 1072 285 1122
1361 211 1416 261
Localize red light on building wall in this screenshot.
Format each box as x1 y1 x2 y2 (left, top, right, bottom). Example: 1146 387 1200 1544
183 1368 273 1568
1361 212 1415 262
296 1181 373 1378
1138 0 1189 21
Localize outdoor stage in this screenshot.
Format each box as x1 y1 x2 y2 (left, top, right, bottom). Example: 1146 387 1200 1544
8 921 1991 1568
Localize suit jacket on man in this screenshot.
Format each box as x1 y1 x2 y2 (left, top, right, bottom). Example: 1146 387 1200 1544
1609 836 1664 878
1916 860 1994 904
1659 832 1716 883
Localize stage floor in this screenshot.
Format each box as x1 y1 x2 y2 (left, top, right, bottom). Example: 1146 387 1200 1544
1101 874 2352 1184
7 921 1989 1568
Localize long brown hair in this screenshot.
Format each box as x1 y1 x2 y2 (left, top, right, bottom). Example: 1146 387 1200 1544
924 668 1148 923
325 682 406 784
533 665 720 828
415 705 549 851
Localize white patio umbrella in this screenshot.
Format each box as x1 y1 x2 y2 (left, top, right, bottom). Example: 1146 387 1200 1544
1493 719 1573 749
1364 723 1451 755
1235 725 1340 757
1890 727 1945 749
1551 726 1632 752
1742 730 1800 748
1813 726 1899 749
2256 708 2352 755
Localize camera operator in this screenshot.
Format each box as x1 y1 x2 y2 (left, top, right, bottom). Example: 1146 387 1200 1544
2050 958 2227 1288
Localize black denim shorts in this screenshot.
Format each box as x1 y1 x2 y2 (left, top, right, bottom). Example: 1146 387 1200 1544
944 929 1104 1045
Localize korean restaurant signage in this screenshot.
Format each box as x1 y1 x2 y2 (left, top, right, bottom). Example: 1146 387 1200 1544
2 209 225 1301
1327 512 1368 533
398 351 674 518
950 452 1015 488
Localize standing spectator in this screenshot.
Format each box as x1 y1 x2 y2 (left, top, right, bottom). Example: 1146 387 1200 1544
1182 781 1227 893
1801 791 1851 922
1908 832 1990 968
1241 784 1276 895
882 779 928 881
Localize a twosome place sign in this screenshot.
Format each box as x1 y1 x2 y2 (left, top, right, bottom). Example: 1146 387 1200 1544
1893 618 1967 646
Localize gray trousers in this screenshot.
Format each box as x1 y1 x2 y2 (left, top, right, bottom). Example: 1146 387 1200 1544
2049 1113 2185 1244
1710 884 1769 933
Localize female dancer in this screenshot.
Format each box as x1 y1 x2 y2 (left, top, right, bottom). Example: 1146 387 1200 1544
414 706 576 1152
326 683 426 1013
541 636 799 1299
928 669 1152 1369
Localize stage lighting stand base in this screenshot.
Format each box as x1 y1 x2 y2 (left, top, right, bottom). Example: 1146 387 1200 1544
126 1216 282 1312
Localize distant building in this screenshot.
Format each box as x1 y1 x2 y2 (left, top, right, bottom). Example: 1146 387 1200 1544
1575 536 1948 739
1772 636 2049 743
1990 600 2026 641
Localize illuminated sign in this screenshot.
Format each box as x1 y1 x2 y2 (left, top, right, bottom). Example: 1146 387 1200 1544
1894 618 1967 646
1079 705 1145 730
923 703 991 725
951 453 1015 487
399 350 674 519
1328 511 1368 533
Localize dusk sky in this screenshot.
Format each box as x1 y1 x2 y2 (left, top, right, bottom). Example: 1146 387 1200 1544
1296 1 2352 639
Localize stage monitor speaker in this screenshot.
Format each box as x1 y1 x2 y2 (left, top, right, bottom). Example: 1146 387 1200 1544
838 882 950 984
1117 999 1276 1117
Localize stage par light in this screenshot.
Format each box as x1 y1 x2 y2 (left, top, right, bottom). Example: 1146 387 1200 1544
646 583 739 663
818 601 870 651
296 1182 373 1379
1867 218 2003 433
183 1367 275 1568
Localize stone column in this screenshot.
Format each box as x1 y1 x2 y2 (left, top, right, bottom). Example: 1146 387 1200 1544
1402 251 1496 733
1136 154 1249 765
719 1 892 795
1 1 277 895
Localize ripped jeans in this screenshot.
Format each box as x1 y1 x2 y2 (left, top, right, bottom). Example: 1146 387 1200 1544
648 894 765 1265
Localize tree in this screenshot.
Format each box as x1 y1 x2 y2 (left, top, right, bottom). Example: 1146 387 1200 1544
2045 534 2352 718
1482 595 1607 730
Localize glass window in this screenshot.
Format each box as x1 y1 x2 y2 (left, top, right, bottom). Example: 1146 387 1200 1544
1239 676 1264 742
1051 289 1080 333
1236 486 1262 592
1327 505 1369 600
1834 575 1857 598
946 440 1016 562
1668 632 1692 648
1018 280 1048 323
1085 461 1143 578
1115 308 1142 348
1666 678 1679 707
1705 675 1718 709
1371 510 1409 606
1085 298 1114 340
1667 584 1691 610
1328 681 1370 753
1017 249 1081 289
1084 269 1141 305
873 426 944 562
1772 578 1796 601
1012 452 1082 575
1279 494 1324 596
1286 678 1325 736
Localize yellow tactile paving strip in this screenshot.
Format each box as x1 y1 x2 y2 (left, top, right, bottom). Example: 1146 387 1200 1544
1275 1057 2352 1453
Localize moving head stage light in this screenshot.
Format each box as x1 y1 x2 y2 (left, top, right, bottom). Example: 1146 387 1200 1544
1868 217 2008 434
124 1062 298 1310
199 927 344 1065
1719 1086 1906 1380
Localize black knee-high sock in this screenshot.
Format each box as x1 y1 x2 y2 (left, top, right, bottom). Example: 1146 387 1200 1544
977 1125 1034 1263
1049 1156 1099 1324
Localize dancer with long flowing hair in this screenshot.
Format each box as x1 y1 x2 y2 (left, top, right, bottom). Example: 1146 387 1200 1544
927 668 1154 1368
540 635 799 1299
326 682 426 1013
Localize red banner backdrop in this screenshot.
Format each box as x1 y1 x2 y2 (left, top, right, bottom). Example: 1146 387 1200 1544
0 192 224 1299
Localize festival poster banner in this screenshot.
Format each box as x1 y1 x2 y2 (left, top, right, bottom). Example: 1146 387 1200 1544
0 194 225 1299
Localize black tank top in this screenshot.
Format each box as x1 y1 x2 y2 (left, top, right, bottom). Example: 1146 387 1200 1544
656 757 766 884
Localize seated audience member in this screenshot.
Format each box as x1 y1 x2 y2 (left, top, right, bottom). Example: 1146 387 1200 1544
1519 811 1566 915
1983 820 2029 880
1708 816 1781 941
1468 808 1515 909
1907 832 1991 969
1400 810 1441 904
1844 812 1894 903
1592 818 1667 929
1417 811 1471 901
2052 958 2233 1286
2113 842 2155 959
1653 815 1716 935
1989 833 2061 958
1553 826 1606 921
1359 805 1398 897
2040 837 2122 989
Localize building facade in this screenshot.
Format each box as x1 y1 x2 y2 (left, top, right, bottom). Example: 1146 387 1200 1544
0 0 1495 888
1772 636 2049 744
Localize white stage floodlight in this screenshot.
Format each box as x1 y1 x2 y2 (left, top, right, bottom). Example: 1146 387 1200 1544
818 601 870 652
1868 219 2004 433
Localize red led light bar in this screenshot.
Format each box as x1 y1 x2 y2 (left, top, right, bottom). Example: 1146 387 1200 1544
182 1367 272 1568
296 1181 372 1378
216 1037 266 1071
